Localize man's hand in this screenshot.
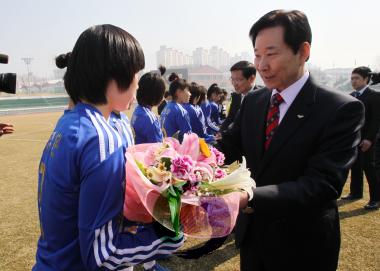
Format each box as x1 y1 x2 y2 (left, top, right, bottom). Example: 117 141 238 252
214 132 222 141
0 123 14 137
239 191 249 209
360 139 372 152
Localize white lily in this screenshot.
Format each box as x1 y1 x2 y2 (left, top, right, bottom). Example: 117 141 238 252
146 166 172 185
207 157 256 200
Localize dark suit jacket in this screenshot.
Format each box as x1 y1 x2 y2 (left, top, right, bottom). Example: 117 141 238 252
220 77 364 270
220 92 242 131
351 87 380 143
220 86 260 132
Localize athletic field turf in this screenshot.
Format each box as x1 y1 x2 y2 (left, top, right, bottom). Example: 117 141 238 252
0 111 379 270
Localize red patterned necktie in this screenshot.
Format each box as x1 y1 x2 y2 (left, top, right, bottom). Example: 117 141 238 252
265 93 284 150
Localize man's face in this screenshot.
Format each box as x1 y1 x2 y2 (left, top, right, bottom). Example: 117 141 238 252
254 26 309 91
230 70 255 94
351 73 368 91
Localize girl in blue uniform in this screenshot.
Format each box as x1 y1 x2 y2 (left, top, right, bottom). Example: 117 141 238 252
160 78 192 142
131 67 166 144
201 83 222 135
33 24 183 271
110 111 169 271
183 83 215 144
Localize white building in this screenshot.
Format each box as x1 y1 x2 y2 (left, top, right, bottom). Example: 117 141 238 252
208 46 230 69
156 45 193 67
157 45 252 70
193 47 209 66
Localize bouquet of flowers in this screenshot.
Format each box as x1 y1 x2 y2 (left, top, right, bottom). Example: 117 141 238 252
123 133 255 238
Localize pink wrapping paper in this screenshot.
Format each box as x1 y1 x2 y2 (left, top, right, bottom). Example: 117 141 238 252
123 143 241 238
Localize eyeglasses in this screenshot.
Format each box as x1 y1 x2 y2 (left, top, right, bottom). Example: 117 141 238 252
350 75 362 81
229 77 246 84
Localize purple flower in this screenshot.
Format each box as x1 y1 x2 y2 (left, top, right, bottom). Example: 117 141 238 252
170 155 195 179
210 147 225 166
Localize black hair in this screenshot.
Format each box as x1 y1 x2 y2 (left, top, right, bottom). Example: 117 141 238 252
352 66 372 84
189 82 201 105
55 24 145 105
163 91 171 98
168 72 179 83
136 66 166 107
207 83 222 99
158 65 166 77
230 61 256 79
371 72 380 85
55 53 71 69
169 78 189 99
198 85 207 105
249 10 312 60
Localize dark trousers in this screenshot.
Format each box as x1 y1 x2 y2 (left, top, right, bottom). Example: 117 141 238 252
239 223 339 271
374 137 380 201
239 226 266 271
350 146 380 202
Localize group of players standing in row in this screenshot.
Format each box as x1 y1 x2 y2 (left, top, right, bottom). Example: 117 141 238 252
130 61 258 148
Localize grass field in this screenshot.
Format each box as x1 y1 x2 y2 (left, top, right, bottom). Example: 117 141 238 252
0 111 379 271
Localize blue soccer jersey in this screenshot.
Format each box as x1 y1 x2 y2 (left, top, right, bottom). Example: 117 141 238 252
209 101 222 126
131 105 163 144
34 103 183 271
182 103 215 144
201 101 220 134
160 101 192 141
109 111 135 148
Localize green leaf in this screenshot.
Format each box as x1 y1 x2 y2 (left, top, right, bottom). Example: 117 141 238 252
167 186 177 197
135 159 146 175
199 182 241 195
173 180 187 188
167 187 181 236
160 157 172 170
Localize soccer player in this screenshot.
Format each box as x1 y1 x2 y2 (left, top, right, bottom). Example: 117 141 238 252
182 83 215 144
160 78 192 141
131 67 166 144
201 83 222 135
33 24 183 271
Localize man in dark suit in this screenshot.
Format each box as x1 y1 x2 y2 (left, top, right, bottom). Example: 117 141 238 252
221 61 257 132
342 67 380 210
219 10 364 271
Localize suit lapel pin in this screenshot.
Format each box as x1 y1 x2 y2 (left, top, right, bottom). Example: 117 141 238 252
297 114 304 119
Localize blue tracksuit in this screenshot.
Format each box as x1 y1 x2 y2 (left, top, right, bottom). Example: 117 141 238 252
131 105 163 144
182 103 215 144
33 103 183 271
160 101 192 141
201 101 220 135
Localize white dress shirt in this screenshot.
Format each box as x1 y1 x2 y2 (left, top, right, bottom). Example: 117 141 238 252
241 85 255 104
354 85 369 97
271 71 309 123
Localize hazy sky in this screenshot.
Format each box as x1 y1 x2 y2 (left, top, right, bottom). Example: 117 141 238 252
1 0 379 78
